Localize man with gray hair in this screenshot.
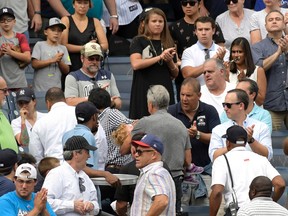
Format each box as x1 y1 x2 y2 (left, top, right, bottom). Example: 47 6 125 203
64 42 121 108
201 58 235 116
132 85 192 215
43 136 100 215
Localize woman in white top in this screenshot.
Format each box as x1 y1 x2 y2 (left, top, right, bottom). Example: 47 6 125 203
227 37 266 106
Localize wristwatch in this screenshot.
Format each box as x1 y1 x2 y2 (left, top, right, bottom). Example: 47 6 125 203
196 131 201 140
248 137 255 144
34 11 41 15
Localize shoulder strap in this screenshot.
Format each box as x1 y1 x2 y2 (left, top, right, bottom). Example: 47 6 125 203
223 154 234 188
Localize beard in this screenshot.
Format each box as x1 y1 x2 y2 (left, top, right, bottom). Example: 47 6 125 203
87 65 99 73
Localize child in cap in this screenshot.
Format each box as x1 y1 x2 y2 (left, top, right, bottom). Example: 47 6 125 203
0 7 31 90
31 17 71 92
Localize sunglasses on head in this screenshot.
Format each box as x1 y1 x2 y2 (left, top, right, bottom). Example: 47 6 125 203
222 102 241 109
181 0 197 7
225 0 238 5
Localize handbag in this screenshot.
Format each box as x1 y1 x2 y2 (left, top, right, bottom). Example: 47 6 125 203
223 154 239 216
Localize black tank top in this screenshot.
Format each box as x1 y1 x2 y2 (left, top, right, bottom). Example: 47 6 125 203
68 16 96 72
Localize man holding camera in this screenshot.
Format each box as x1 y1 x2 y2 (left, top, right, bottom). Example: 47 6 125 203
209 125 285 216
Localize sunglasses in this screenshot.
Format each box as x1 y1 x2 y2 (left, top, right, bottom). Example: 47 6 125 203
79 177 86 193
87 55 102 62
135 149 154 156
181 1 197 7
222 102 241 109
0 88 8 94
225 0 238 5
0 17 14 23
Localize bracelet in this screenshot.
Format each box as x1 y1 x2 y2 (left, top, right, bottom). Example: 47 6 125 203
110 15 118 19
34 11 41 15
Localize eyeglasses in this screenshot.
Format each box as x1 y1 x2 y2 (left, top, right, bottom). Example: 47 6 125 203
16 179 35 185
79 177 86 193
222 102 241 109
0 17 14 23
135 149 154 156
181 1 197 7
0 88 8 94
87 55 102 62
225 0 238 5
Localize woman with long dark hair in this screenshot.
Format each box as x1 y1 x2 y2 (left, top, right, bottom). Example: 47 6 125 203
228 37 266 105
129 8 178 119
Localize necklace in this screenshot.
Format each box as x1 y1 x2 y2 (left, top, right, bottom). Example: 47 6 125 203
149 40 163 65
191 101 199 112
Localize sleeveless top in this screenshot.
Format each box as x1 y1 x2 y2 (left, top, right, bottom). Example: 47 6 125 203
68 16 95 72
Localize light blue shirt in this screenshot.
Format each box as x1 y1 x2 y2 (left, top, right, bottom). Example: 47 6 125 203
0 191 56 216
209 116 272 162
220 103 272 133
62 124 98 169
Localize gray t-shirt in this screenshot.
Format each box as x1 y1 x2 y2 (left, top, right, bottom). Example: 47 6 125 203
65 69 120 98
32 41 71 92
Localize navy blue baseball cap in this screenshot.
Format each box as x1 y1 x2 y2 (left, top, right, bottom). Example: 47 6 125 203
132 134 164 155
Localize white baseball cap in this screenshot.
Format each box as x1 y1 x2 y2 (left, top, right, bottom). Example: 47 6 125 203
15 163 37 180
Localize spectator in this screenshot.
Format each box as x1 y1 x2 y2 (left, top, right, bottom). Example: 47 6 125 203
62 101 120 193
113 132 146 216
65 42 122 109
237 176 288 215
112 123 135 155
131 85 193 214
0 76 18 152
130 134 176 215
200 58 235 116
38 157 60 178
11 87 46 151
88 87 133 212
252 10 288 130
221 78 272 132
102 0 142 39
169 0 225 100
181 16 229 86
29 87 77 163
168 77 220 206
250 0 288 44
63 101 99 168
0 149 21 196
216 0 254 49
209 89 272 162
0 163 55 215
0 0 42 39
210 125 285 216
43 136 100 215
60 0 108 73
47 0 119 34
0 7 31 90
226 37 267 105
129 8 178 119
31 17 71 92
